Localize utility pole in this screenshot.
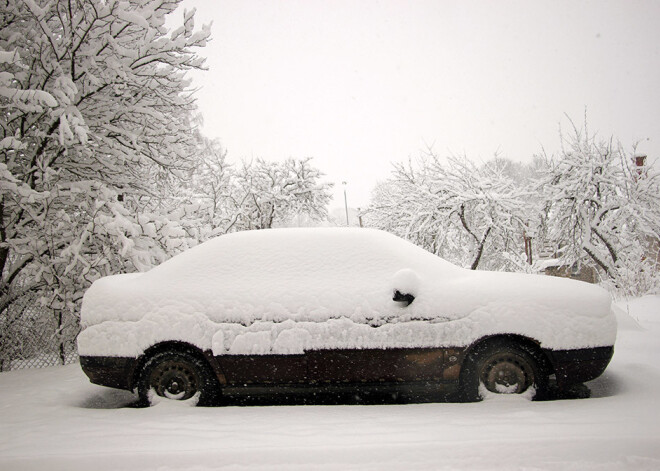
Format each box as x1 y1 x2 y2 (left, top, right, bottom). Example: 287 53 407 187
342 181 349 226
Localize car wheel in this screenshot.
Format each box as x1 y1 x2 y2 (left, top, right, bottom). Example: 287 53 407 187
460 341 547 401
138 351 217 406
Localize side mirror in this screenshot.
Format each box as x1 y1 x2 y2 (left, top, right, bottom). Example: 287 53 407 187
393 290 415 306
391 268 420 307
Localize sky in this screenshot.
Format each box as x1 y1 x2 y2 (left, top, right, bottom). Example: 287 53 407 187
180 0 660 208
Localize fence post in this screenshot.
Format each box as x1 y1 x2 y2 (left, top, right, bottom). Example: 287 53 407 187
56 309 66 365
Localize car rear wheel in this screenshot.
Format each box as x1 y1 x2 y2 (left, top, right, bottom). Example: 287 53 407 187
138 351 217 406
460 340 547 401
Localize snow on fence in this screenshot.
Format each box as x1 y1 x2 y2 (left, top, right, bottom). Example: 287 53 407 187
0 294 79 372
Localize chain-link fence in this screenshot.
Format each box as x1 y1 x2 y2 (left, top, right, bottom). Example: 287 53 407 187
0 294 79 372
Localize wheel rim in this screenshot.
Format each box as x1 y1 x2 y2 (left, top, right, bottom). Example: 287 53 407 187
150 360 199 400
480 351 534 394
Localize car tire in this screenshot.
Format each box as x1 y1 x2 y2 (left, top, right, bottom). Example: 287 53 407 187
137 351 219 406
459 340 548 402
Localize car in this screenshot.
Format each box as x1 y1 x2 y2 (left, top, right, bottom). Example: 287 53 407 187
77 228 616 405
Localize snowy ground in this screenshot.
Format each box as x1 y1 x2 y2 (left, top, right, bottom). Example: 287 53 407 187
1 297 659 471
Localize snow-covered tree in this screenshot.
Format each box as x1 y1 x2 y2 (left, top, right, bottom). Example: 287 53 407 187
187 140 333 234
540 122 660 295
227 158 333 231
365 153 532 270
0 0 210 363
186 135 242 236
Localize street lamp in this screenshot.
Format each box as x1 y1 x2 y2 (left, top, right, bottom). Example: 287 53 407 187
342 181 349 226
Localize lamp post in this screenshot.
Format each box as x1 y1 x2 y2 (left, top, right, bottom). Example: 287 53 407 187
342 181 349 226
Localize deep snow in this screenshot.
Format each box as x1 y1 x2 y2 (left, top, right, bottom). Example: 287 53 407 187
1 296 659 470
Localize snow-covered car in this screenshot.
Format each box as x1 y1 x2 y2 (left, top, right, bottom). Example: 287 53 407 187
78 228 616 404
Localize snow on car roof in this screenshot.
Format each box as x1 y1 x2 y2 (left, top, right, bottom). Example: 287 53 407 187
147 227 456 280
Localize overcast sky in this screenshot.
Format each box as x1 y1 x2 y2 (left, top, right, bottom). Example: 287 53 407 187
181 0 660 208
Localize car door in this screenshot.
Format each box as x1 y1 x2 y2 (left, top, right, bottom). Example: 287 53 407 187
216 354 307 385
306 347 446 384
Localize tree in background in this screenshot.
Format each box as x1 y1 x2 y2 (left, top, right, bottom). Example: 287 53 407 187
187 135 236 236
231 158 333 230
0 0 210 367
189 139 333 234
365 121 660 296
364 152 532 271
540 121 660 295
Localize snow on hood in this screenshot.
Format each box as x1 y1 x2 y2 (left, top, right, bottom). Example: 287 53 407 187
78 228 616 357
